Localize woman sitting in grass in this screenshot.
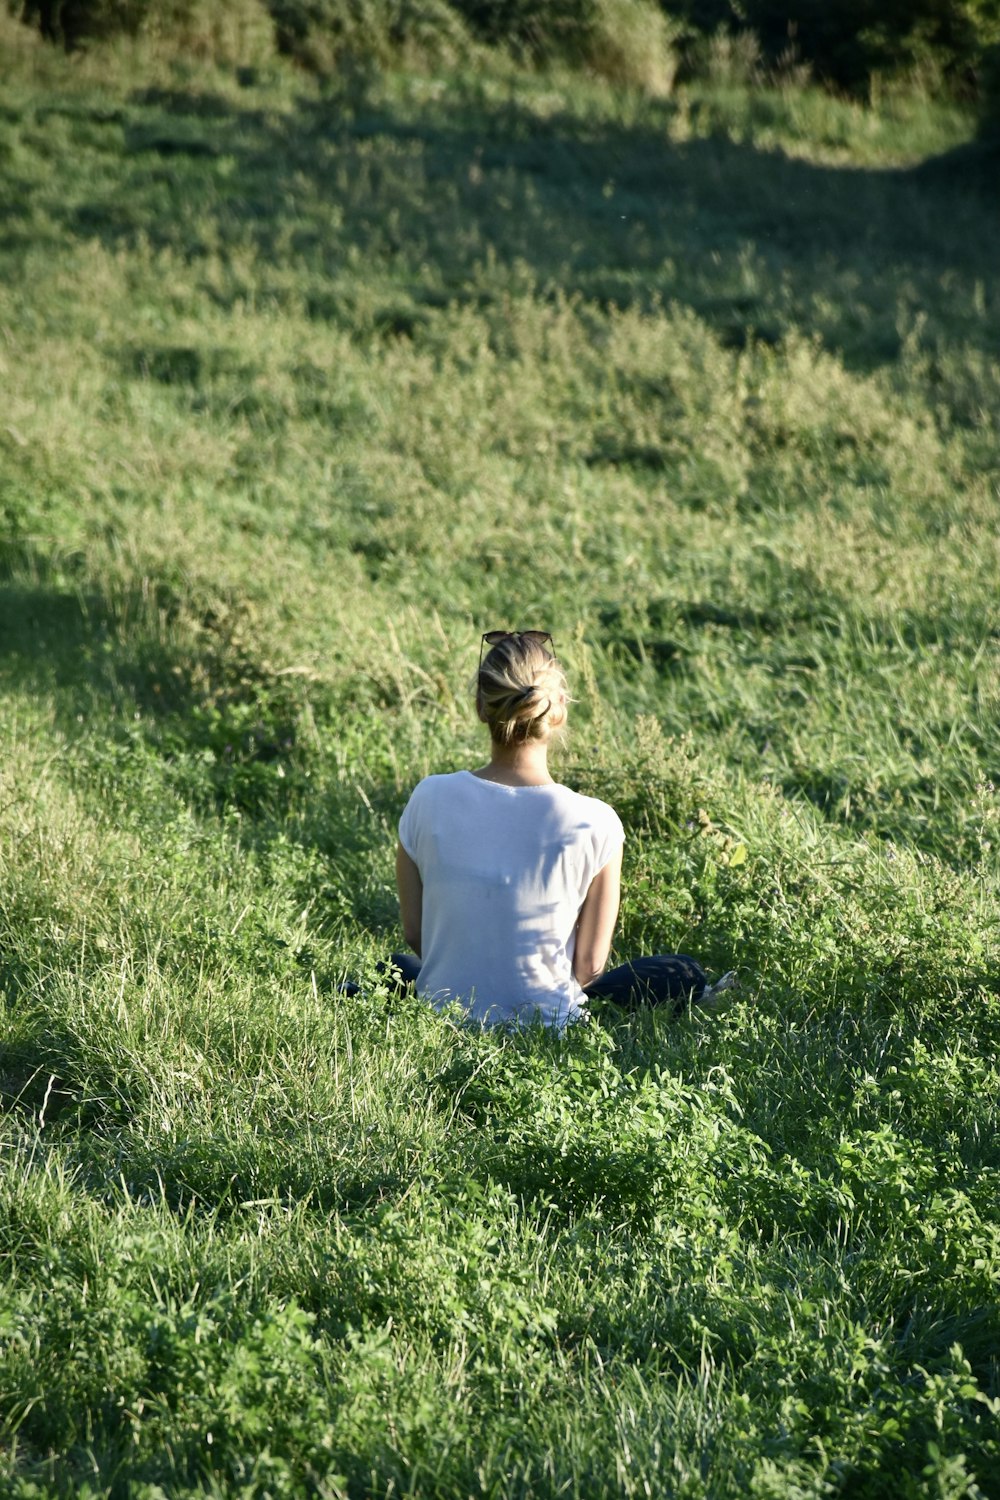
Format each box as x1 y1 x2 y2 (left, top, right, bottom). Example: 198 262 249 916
390 629 733 1029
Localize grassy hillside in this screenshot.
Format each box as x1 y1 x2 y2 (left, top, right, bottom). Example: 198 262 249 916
2 18 999 1497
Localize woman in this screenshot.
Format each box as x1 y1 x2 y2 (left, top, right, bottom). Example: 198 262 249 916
392 630 732 1028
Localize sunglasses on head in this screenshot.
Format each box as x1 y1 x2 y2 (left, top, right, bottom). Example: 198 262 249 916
479 630 554 671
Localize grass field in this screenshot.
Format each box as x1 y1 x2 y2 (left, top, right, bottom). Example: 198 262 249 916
2 16 1000 1497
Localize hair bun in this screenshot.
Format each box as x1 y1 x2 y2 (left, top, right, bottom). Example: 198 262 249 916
477 636 566 747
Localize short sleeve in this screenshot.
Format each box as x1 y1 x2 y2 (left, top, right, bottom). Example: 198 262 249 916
397 781 422 860
595 802 625 874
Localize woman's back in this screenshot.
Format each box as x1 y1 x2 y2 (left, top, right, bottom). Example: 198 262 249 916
399 770 623 1027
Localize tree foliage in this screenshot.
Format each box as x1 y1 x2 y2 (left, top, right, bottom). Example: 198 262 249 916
669 0 1000 96
8 0 998 96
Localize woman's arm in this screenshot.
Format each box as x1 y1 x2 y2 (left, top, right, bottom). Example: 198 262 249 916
573 845 623 987
395 841 423 956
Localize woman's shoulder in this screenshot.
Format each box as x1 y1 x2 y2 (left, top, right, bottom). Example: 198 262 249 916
404 770 469 804
399 771 468 847
551 782 624 832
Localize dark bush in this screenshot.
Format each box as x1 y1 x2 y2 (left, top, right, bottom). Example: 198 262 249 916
8 0 472 62
8 0 997 104
450 0 592 54
666 0 1000 98
12 0 148 47
265 0 473 70
9 0 678 90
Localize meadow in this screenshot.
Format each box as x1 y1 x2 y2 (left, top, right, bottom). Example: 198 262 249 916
1 13 1000 1496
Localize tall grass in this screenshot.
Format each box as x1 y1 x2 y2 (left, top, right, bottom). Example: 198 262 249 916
1 27 999 1498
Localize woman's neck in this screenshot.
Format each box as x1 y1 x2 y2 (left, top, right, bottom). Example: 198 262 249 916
472 738 553 787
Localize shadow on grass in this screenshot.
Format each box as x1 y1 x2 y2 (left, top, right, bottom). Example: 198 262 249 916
0 553 403 962
0 562 300 792
13 80 995 381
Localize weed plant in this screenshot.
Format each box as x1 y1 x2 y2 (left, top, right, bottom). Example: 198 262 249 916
1 18 999 1498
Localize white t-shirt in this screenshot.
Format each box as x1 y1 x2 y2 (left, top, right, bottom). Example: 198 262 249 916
398 770 625 1028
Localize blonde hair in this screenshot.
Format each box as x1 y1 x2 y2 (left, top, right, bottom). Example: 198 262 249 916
477 633 567 746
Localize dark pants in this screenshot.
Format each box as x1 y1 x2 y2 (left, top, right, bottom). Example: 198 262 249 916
384 952 709 1014
583 953 709 1012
